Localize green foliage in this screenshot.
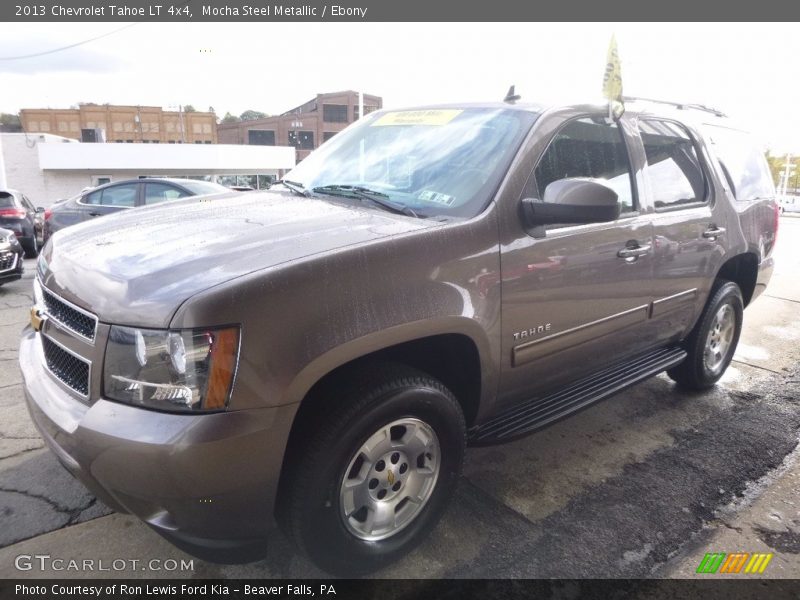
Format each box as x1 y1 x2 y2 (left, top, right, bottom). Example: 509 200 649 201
240 110 268 121
766 151 799 190
221 112 241 124
182 105 197 113
0 113 21 132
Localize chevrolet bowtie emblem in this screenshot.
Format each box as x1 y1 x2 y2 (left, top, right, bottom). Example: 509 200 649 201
387 470 395 485
30 307 45 332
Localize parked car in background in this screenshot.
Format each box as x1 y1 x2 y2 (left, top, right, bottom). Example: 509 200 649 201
43 178 232 242
0 227 24 287
0 189 43 258
777 194 800 214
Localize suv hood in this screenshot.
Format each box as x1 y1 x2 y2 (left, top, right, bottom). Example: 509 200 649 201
39 190 437 327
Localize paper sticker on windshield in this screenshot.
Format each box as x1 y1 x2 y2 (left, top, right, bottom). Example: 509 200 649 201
372 110 463 127
418 190 455 206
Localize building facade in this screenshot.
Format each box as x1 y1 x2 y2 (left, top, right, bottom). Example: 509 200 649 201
19 105 218 144
217 91 382 161
0 133 294 207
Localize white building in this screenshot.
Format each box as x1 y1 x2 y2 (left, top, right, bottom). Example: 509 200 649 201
0 133 296 208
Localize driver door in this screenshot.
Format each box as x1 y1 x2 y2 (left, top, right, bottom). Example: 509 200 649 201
498 115 655 409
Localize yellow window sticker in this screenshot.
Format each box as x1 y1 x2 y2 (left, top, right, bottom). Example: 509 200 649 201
372 110 463 127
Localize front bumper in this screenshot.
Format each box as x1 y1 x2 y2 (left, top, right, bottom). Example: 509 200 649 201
19 327 298 563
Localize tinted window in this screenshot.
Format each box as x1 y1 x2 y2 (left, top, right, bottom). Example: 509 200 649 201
94 184 138 207
534 117 635 213
144 183 189 205
639 120 706 210
704 125 774 201
0 193 18 208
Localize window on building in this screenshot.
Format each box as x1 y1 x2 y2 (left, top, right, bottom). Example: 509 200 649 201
323 104 348 123
323 131 337 143
533 117 636 216
639 119 707 210
248 130 276 145
289 130 315 150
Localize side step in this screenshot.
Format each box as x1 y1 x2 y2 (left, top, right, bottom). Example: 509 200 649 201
469 346 687 445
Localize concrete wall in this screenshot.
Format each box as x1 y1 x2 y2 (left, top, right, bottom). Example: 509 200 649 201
0 133 86 207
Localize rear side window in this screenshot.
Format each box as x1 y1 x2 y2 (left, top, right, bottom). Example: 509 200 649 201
84 184 138 207
704 125 774 201
639 120 707 210
533 117 636 214
0 193 17 208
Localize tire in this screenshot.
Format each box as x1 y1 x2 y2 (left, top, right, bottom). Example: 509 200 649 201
23 236 38 259
667 279 743 390
279 363 466 575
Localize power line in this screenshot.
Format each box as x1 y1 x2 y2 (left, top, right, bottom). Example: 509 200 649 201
0 23 139 61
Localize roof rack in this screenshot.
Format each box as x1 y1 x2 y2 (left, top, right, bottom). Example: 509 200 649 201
622 96 727 118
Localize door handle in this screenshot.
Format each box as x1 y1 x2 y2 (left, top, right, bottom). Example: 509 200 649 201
88 212 102 217
617 244 652 260
703 226 726 240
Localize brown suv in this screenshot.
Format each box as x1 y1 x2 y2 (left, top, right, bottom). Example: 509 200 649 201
20 100 778 575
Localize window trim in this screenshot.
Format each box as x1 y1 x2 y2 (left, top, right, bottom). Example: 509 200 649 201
638 117 711 214
524 114 641 226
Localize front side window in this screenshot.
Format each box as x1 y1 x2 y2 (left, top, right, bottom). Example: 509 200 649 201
285 108 537 219
533 117 636 215
639 120 707 210
144 183 189 205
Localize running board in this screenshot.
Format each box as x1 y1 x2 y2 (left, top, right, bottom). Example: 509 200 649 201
469 346 687 445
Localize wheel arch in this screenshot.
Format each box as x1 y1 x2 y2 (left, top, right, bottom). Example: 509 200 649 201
715 251 759 306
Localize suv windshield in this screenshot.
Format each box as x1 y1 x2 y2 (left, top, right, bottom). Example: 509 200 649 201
285 107 537 219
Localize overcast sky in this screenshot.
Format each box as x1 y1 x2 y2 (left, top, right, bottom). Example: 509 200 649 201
1 22 797 153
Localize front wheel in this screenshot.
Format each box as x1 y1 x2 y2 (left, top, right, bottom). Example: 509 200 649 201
668 280 743 390
280 364 466 575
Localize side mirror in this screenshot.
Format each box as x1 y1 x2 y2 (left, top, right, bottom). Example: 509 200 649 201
520 178 621 227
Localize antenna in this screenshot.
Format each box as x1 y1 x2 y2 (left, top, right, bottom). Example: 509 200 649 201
504 85 521 104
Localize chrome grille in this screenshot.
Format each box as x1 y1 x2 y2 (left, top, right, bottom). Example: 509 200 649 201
0 252 16 272
41 336 90 397
42 286 97 342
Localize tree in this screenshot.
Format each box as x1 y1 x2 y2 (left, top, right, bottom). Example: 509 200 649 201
0 113 21 132
221 112 241 124
240 109 268 121
183 105 197 113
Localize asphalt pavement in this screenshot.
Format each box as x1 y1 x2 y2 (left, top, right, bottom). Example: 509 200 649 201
0 217 798 579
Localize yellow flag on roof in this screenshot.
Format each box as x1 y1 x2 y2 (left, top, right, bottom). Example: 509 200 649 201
603 35 624 119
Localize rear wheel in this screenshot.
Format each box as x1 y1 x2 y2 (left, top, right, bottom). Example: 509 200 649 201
280 364 466 575
668 280 743 390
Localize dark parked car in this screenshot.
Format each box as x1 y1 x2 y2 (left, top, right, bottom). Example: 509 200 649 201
0 227 24 287
0 189 43 258
43 178 231 241
22 100 777 575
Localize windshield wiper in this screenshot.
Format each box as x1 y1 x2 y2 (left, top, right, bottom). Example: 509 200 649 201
271 179 310 197
312 185 423 218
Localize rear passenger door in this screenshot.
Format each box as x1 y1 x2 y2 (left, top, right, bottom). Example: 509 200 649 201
635 118 728 344
498 115 655 408
79 182 140 221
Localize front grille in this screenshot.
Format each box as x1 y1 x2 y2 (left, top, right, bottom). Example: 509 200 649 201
41 336 90 397
0 252 16 272
42 286 97 341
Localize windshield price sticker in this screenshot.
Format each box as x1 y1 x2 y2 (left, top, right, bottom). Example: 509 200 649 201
372 110 463 127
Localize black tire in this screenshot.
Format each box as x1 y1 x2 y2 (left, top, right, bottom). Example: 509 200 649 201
279 363 466 576
23 236 38 259
667 279 743 390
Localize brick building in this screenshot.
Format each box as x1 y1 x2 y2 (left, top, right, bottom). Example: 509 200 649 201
217 91 382 161
19 105 218 144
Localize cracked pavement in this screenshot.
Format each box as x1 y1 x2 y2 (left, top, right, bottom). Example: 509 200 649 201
0 218 798 579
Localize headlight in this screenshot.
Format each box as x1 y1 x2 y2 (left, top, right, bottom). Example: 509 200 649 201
104 325 240 412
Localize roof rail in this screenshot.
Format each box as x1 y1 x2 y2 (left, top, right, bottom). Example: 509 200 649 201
622 96 727 118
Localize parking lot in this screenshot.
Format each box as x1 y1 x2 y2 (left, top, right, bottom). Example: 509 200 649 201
1 217 799 579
